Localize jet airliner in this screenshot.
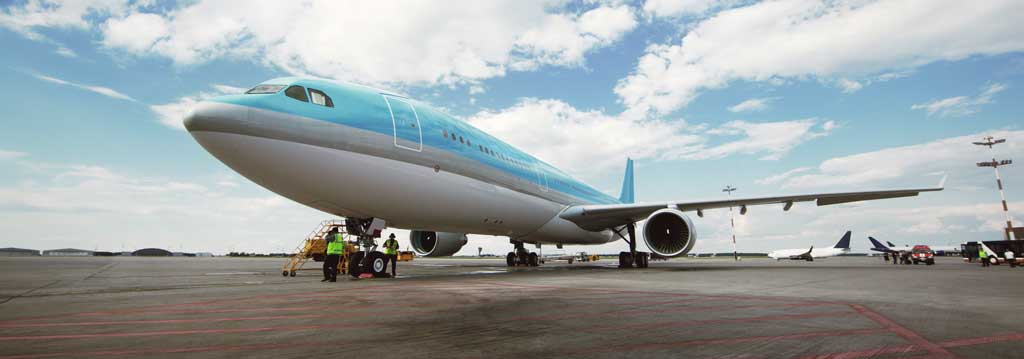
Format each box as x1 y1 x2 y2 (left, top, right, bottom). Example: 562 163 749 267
767 231 852 261
184 77 944 272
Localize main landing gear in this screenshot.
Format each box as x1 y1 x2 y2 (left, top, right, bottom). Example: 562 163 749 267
506 241 539 267
614 223 649 268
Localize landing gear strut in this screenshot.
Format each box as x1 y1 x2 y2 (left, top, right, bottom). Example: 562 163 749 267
615 223 649 268
506 241 539 267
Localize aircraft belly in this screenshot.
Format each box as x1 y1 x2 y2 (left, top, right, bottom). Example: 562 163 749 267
189 131 560 235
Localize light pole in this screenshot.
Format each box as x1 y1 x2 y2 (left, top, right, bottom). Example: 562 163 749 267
973 136 1014 240
724 185 738 260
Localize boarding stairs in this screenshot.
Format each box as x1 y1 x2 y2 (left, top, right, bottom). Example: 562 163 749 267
281 219 347 277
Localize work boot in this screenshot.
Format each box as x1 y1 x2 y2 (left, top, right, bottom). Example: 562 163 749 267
321 277 329 282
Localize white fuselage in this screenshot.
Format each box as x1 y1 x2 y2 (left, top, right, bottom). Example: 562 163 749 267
767 247 849 260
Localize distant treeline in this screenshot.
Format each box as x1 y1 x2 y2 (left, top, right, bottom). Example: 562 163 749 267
226 252 291 258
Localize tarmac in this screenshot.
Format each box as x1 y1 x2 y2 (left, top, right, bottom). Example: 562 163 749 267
0 255 1020 358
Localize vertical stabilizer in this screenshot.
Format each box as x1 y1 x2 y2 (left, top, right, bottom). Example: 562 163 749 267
868 237 887 250
833 231 852 249
619 158 635 204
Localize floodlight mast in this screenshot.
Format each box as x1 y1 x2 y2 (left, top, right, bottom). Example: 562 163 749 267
723 185 738 260
973 136 1014 240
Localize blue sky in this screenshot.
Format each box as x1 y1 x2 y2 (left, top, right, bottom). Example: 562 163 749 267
0 0 1021 255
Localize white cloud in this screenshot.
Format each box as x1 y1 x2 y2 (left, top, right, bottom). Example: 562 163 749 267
54 46 76 58
770 129 1023 190
150 84 243 130
727 97 776 113
0 150 28 160
0 0 130 40
755 167 811 185
32 73 136 101
911 83 1007 117
836 78 863 93
468 99 833 179
696 119 835 160
99 12 169 53
642 0 739 18
468 98 701 179
617 0 1024 116
85 1 636 87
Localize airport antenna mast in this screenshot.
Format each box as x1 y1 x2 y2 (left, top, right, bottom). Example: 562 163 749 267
973 136 1014 240
724 185 739 260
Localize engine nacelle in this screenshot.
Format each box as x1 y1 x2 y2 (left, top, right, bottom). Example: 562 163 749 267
642 208 697 257
409 231 468 257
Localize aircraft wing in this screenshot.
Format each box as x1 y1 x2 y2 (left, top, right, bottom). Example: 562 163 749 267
560 177 945 231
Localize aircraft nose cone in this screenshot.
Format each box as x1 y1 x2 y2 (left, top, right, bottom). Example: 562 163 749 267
183 101 248 133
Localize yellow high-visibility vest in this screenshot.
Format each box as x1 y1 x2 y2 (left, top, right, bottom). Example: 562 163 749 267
327 234 345 255
383 238 399 255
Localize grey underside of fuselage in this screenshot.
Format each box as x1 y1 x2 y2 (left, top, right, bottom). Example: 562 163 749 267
188 104 599 239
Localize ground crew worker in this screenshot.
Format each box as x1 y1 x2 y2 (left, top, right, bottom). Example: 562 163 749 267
383 233 399 277
322 228 336 282
1005 249 1016 268
979 247 989 267
883 253 890 262
324 231 345 282
892 252 899 265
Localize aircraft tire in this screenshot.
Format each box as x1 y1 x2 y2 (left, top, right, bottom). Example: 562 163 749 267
367 251 387 276
282 271 289 277
528 252 539 267
618 252 634 268
289 271 296 277
506 252 516 267
349 252 365 278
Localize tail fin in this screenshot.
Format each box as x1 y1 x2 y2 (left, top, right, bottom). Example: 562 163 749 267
868 237 887 249
619 158 635 203
833 231 852 249
886 241 896 247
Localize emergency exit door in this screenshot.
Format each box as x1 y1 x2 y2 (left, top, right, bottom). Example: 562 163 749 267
383 95 423 151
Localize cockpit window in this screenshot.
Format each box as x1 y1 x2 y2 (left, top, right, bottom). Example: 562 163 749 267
284 86 309 102
246 84 286 94
308 88 334 107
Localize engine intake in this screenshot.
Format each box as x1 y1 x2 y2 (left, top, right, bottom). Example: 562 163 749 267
409 231 468 257
642 208 697 257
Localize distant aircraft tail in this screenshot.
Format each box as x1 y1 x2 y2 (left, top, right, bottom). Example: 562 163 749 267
619 158 635 203
886 241 896 247
833 231 852 249
868 236 887 250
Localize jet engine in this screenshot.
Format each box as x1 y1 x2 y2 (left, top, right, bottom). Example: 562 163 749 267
642 208 697 257
409 231 468 257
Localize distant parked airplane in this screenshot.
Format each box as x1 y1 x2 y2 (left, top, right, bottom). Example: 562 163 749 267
768 231 852 261
872 238 961 256
184 77 943 274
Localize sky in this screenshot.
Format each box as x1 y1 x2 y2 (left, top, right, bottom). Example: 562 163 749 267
0 0 1022 256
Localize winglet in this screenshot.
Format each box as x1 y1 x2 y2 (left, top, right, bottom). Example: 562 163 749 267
619 158 635 204
834 231 852 249
937 174 948 189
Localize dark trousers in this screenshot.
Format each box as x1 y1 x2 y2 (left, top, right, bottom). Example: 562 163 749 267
892 255 898 264
1008 259 1016 268
385 254 397 276
324 254 340 281
981 257 989 267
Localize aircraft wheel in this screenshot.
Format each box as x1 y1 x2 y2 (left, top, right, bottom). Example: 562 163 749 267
282 271 289 277
635 253 649 268
367 251 387 276
348 252 365 278
506 252 516 267
289 271 296 277
618 252 634 268
528 252 539 267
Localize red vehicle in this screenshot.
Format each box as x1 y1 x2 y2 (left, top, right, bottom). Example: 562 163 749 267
910 245 935 265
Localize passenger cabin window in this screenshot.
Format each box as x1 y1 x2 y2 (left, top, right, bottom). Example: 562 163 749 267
308 88 333 107
246 84 286 94
285 86 309 102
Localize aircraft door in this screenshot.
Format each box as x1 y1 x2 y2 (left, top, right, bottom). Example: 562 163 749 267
534 166 549 192
383 95 423 151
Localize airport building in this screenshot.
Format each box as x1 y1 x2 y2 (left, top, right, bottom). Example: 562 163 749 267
0 247 40 256
132 248 172 256
42 248 94 256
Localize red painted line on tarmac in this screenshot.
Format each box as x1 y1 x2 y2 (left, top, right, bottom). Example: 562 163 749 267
512 301 840 322
584 310 858 332
569 328 889 354
468 279 839 305
848 304 956 358
783 332 1024 359
788 345 919 359
0 341 326 359
0 322 377 341
939 333 1024 347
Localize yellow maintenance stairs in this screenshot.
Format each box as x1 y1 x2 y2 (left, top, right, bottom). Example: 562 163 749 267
281 219 414 278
